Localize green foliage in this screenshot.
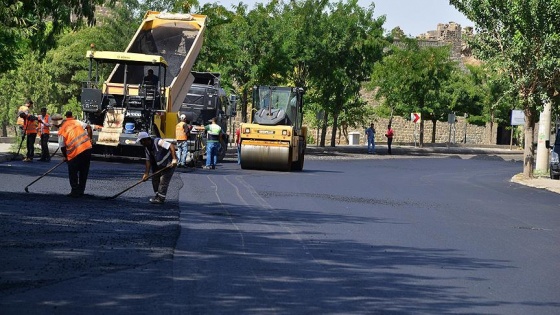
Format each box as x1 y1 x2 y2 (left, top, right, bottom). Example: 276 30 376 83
370 39 453 116
307 0 385 145
0 0 106 60
451 0 560 176
369 39 457 143
45 17 137 107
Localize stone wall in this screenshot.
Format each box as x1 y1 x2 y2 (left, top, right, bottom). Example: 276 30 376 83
307 116 496 146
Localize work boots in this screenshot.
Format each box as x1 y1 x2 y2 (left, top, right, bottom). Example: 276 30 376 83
149 195 164 204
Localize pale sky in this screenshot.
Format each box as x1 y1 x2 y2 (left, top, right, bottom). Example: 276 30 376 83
200 0 474 37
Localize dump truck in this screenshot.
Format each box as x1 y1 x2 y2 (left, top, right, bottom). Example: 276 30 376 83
51 11 207 156
239 86 306 171
179 72 236 165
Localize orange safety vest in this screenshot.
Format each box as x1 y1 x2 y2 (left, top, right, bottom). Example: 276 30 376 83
58 118 92 161
176 122 188 141
38 114 50 135
24 118 38 135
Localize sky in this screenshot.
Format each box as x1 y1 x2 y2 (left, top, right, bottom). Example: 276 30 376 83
200 0 474 37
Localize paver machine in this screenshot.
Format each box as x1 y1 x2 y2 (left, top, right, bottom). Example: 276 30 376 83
54 11 207 157
239 86 306 171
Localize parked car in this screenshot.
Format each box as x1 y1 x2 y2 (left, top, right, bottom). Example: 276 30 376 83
546 128 560 180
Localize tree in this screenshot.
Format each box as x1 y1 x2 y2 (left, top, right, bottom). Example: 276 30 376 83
44 4 139 111
369 39 456 145
464 64 515 143
450 0 560 178
310 0 385 147
0 0 106 62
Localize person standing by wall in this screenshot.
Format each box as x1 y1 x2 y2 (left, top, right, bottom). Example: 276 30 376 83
235 125 241 165
38 107 51 162
51 113 93 197
203 117 222 170
385 124 394 155
137 132 178 204
175 114 190 168
365 123 376 154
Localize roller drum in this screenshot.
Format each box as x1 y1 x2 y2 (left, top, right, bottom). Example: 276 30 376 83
240 144 290 171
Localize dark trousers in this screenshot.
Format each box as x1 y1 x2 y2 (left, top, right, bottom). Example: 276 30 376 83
26 133 37 160
152 166 175 201
67 149 92 195
40 134 50 161
387 138 393 155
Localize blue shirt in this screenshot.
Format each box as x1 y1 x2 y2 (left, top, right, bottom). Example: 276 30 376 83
365 127 375 140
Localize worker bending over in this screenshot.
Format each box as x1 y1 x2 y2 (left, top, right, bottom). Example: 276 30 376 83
137 132 178 204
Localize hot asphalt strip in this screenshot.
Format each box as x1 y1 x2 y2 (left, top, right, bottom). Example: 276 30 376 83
0 138 558 194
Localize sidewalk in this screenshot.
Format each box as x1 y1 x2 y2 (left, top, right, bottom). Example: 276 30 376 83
1 137 559 194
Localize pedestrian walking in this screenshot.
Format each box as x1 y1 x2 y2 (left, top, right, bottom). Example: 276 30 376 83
38 107 51 162
175 114 192 167
235 126 241 164
365 123 376 154
385 124 394 155
137 131 178 204
51 113 93 197
203 117 222 169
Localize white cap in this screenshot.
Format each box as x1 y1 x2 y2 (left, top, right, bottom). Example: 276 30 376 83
51 113 64 127
136 131 150 143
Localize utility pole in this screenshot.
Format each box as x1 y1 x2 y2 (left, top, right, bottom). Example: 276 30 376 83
536 101 552 172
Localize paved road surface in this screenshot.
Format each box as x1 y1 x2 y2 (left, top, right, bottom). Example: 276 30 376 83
1 154 559 314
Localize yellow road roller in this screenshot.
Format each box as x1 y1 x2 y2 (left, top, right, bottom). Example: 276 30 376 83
240 86 306 171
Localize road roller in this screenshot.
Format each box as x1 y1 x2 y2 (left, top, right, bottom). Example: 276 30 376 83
240 86 306 171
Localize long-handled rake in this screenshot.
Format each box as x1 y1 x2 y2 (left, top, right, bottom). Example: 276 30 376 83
24 160 66 193
105 164 174 200
12 121 29 161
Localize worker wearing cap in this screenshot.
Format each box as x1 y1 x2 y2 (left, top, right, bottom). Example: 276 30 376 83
203 117 222 170
52 113 93 197
37 107 51 162
16 99 33 136
19 110 39 162
137 131 178 204
175 114 191 168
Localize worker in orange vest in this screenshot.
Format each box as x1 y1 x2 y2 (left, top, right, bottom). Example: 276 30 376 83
175 114 191 167
16 99 33 136
19 111 39 162
37 107 52 162
51 112 93 198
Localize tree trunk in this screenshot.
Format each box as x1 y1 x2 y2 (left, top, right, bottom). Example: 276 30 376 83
431 119 437 143
536 101 552 172
523 108 536 178
241 87 248 123
320 111 329 147
419 119 424 147
336 122 349 145
1 122 7 137
330 112 339 147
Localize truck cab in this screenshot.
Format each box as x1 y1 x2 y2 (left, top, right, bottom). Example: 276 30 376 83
178 72 236 163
